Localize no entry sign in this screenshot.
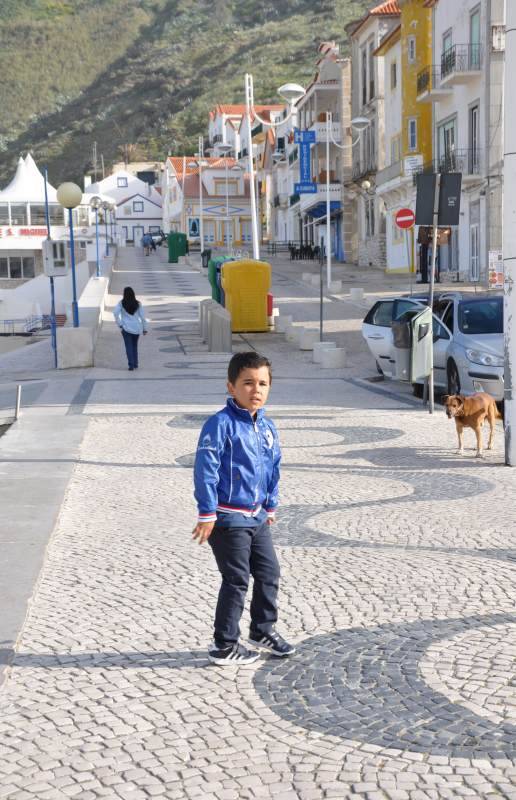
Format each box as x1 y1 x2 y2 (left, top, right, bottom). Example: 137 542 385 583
395 208 415 229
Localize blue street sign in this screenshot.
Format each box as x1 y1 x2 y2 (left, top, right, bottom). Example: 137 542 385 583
294 129 316 144
299 142 311 182
295 182 318 194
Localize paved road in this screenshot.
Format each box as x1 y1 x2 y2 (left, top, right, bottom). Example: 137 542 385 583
0 248 515 799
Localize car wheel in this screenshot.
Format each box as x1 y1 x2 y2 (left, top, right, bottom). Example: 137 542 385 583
376 360 383 375
447 360 461 395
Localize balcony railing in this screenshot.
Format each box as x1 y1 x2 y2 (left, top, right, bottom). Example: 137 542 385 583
300 183 342 213
412 148 482 184
352 155 377 181
441 44 482 79
212 134 223 144
417 65 446 95
376 160 402 187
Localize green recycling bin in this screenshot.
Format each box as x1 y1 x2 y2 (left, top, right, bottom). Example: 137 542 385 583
177 232 187 256
208 255 233 303
168 232 180 263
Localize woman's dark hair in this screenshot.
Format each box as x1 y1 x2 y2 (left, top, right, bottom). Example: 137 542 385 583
228 352 272 384
122 287 140 315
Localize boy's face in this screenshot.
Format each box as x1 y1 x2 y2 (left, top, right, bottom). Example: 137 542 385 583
227 366 271 413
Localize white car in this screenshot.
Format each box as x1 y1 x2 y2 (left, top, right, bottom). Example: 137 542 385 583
361 293 504 400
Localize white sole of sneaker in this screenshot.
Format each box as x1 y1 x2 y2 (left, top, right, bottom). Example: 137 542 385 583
247 638 296 657
208 653 260 666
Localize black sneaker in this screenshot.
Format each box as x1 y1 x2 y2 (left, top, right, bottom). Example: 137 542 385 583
248 629 296 657
208 642 260 666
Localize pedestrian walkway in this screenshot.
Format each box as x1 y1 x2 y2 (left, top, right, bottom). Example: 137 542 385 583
0 247 515 799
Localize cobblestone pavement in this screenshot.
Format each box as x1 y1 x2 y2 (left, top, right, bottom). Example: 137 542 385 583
0 248 515 799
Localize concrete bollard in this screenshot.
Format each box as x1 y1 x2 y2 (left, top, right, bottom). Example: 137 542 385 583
329 280 342 293
313 341 336 363
276 314 293 333
199 299 218 342
310 275 320 287
299 329 319 350
286 325 305 344
350 287 364 302
320 347 347 368
208 306 232 353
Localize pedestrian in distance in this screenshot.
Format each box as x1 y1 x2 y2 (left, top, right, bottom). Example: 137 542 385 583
142 232 151 256
149 233 157 253
192 351 295 666
113 287 148 371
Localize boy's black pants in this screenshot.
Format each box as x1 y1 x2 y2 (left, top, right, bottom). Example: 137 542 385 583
208 522 280 649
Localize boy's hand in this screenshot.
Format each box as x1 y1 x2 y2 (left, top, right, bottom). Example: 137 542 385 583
267 516 275 526
192 521 215 544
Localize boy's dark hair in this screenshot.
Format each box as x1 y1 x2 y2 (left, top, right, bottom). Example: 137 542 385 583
228 352 272 384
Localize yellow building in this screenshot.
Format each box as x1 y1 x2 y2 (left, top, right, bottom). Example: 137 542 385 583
375 0 433 273
399 0 433 168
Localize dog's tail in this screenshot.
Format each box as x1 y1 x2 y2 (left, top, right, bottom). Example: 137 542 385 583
493 401 503 419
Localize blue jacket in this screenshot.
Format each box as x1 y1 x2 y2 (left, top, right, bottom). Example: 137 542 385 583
194 398 281 524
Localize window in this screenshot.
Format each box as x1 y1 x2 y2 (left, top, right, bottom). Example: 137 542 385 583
408 118 417 151
22 257 35 278
0 204 9 224
0 258 8 277
10 204 27 225
361 47 367 106
117 177 128 188
365 198 375 238
9 257 22 279
49 205 64 225
133 201 144 212
442 303 454 331
458 298 503 334
391 134 401 163
149 226 161 233
368 40 375 100
470 7 481 68
469 104 480 172
29 205 47 225
408 36 416 64
364 301 394 327
391 61 397 90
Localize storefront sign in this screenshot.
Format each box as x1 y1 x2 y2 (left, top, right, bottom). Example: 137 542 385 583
0 227 48 237
295 130 316 194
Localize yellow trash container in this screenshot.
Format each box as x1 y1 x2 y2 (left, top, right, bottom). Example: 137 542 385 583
221 259 271 332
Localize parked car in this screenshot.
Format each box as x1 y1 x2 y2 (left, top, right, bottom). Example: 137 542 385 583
150 230 167 246
361 292 504 400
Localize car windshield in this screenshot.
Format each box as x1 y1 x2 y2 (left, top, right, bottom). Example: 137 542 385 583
458 298 503 334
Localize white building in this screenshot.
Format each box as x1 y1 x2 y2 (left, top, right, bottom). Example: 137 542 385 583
0 155 70 289
0 155 107 325
85 169 163 246
347 1 401 268
162 156 252 248
423 0 505 281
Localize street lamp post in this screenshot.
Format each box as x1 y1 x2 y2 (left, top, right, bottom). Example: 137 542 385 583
504 4 516 464
102 201 110 256
244 73 306 260
89 195 102 278
217 143 233 247
188 147 209 257
325 111 370 289
57 181 83 328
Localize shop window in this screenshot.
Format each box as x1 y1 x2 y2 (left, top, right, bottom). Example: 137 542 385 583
22 257 35 278
9 257 22 279
10 205 27 225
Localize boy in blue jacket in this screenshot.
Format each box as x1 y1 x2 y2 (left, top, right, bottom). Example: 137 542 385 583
193 351 295 665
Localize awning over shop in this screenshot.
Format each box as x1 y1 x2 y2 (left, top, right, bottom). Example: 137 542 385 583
305 200 341 219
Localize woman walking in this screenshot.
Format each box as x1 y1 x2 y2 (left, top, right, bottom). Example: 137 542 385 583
113 287 148 371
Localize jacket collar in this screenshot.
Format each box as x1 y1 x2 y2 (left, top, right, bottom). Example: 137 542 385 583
227 397 265 422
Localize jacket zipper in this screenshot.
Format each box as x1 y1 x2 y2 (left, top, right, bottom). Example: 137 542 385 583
253 419 263 505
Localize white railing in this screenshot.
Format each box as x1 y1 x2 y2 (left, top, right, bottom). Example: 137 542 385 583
309 121 342 144
300 183 342 213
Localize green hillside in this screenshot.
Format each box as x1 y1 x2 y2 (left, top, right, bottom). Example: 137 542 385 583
0 0 370 185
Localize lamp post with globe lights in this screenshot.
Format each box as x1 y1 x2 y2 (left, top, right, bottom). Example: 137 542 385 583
244 74 306 259
188 136 209 256
56 181 83 327
102 200 111 256
89 195 102 278
324 111 370 289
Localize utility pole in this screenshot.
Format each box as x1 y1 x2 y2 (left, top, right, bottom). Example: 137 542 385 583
504 4 516 464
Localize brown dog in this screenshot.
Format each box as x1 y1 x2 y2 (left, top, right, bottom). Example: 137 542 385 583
443 392 502 457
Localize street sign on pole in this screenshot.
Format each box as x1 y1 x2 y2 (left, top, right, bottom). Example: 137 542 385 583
294 129 316 144
395 208 415 230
